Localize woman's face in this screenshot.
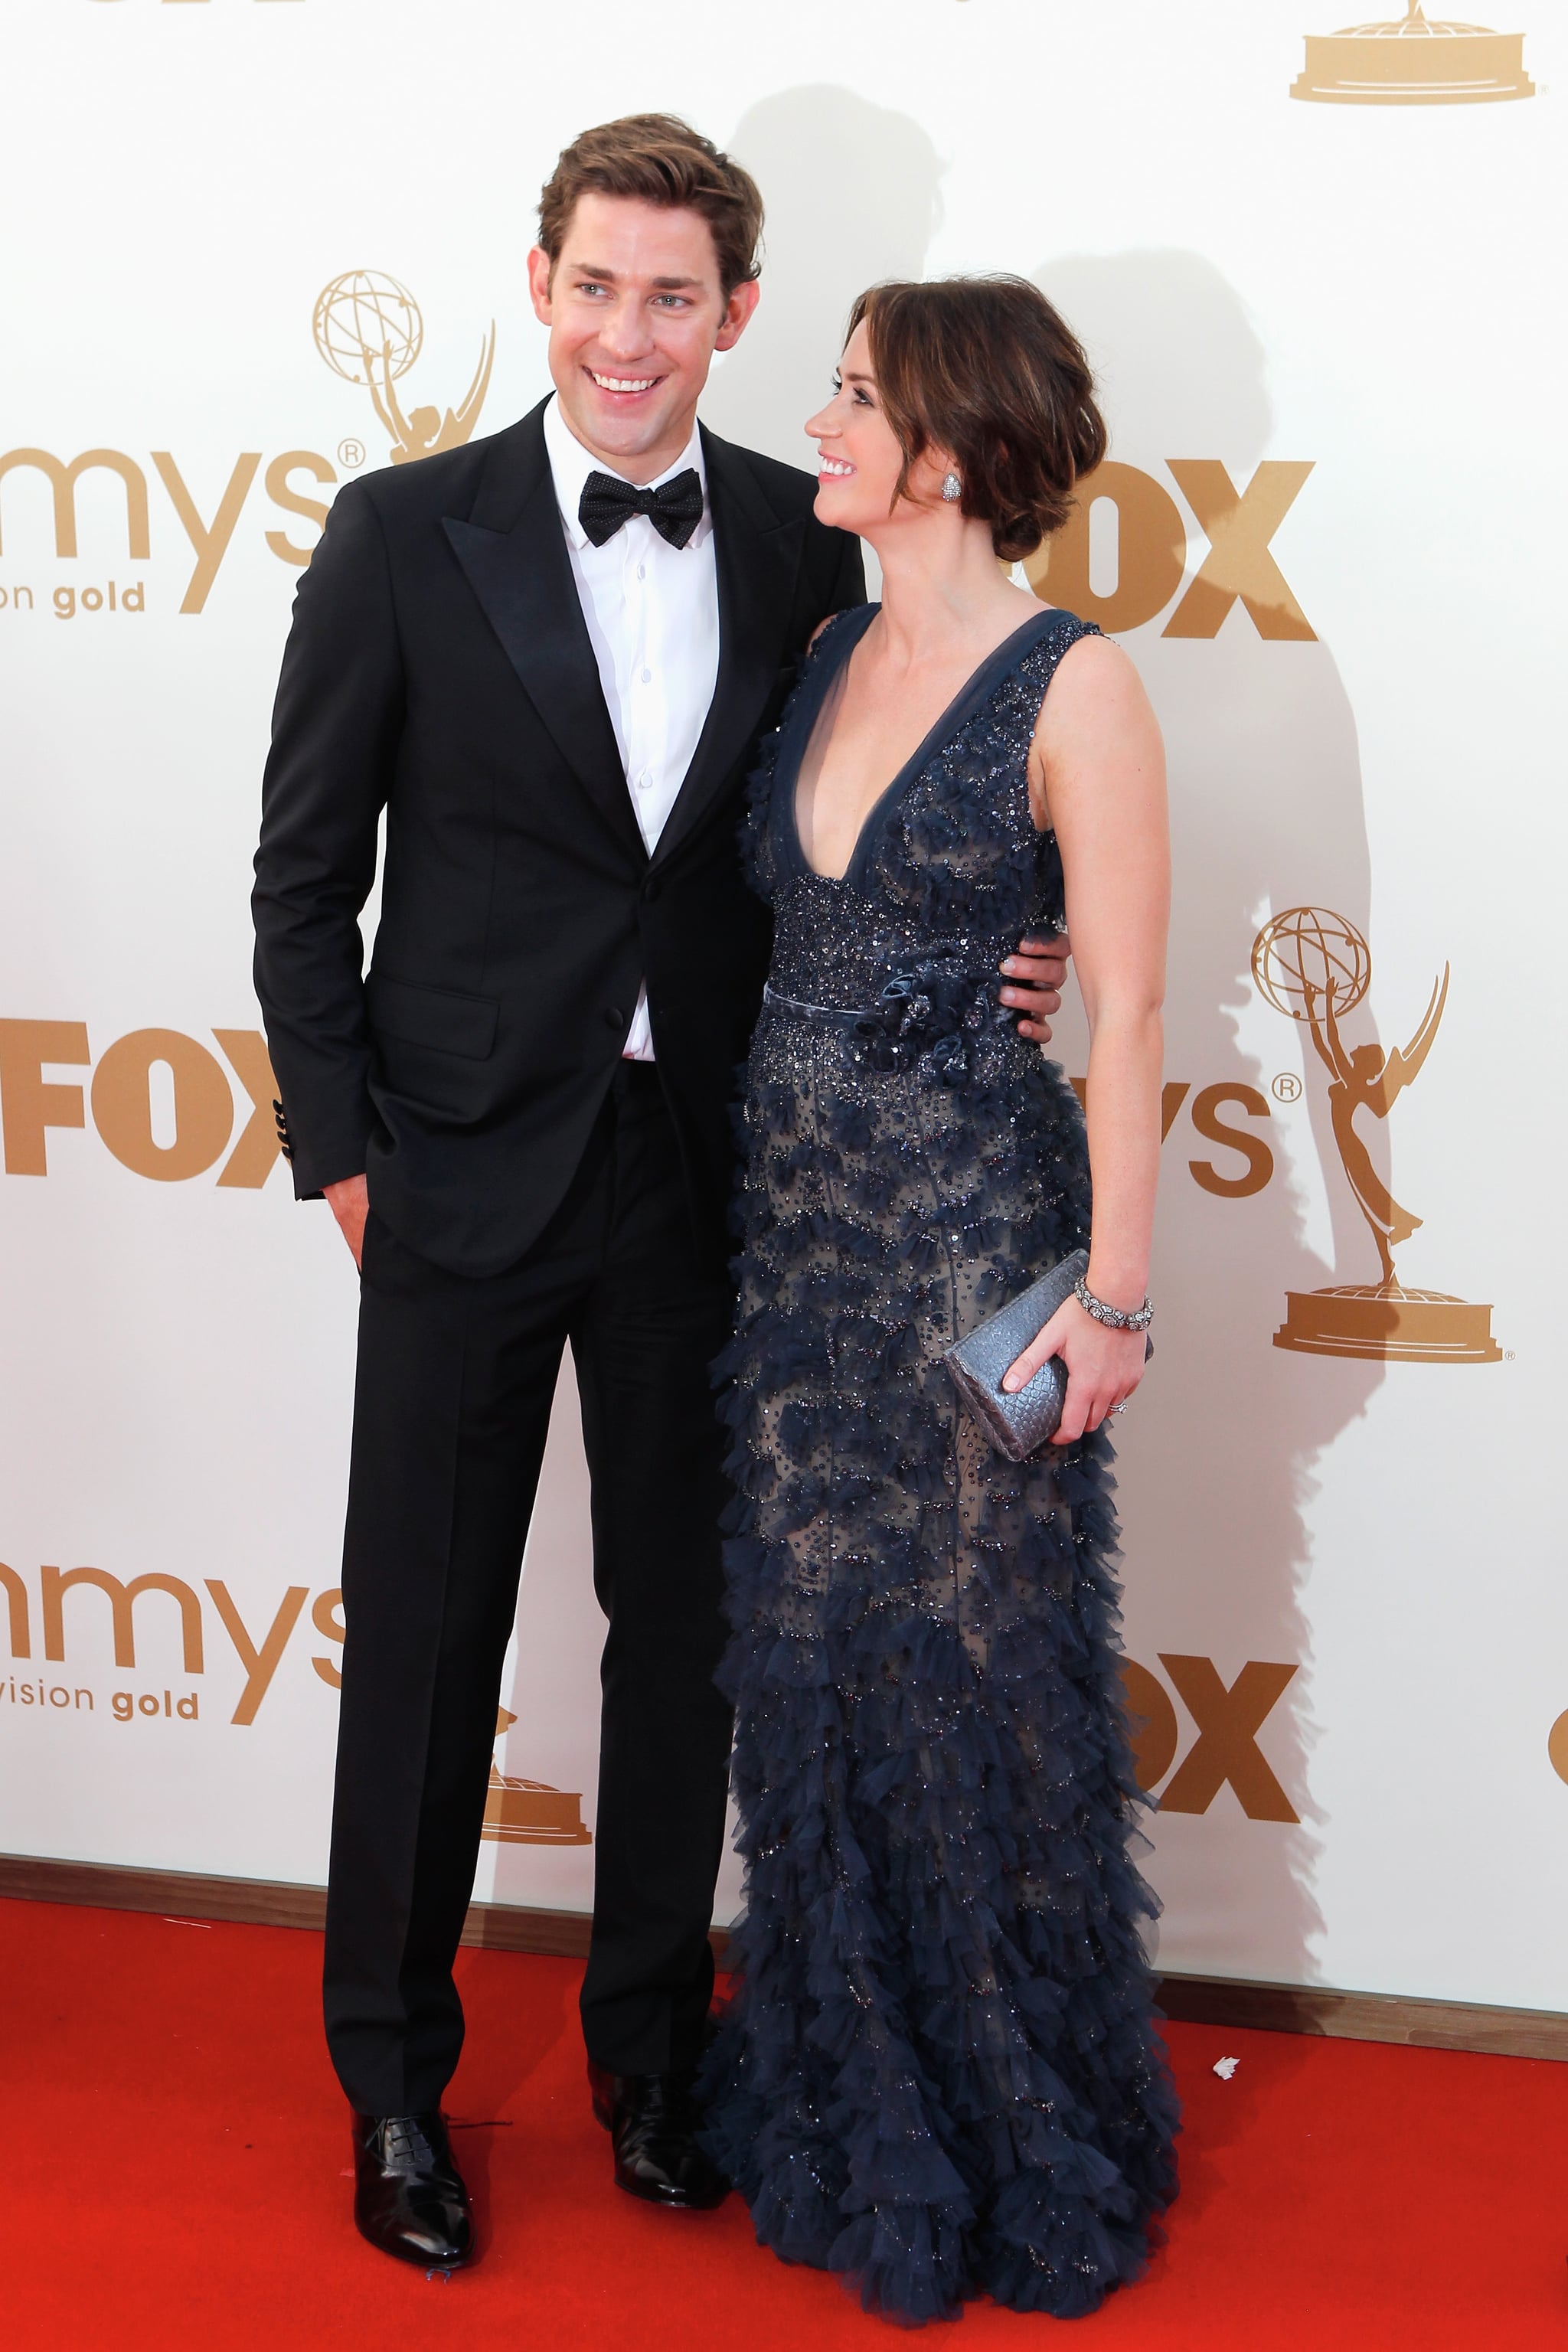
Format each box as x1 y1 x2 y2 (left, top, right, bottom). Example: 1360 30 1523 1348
805 320 943 540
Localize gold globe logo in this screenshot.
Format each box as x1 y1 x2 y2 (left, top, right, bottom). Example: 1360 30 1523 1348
312 270 424 387
1292 0 1535 104
1253 908 1371 1027
312 269 495 467
1253 909 1501 1362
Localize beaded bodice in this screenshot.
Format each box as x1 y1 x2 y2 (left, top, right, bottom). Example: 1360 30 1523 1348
749 602 1096 1047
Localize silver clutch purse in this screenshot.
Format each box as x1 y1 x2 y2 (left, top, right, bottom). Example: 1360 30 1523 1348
942 1249 1089 1460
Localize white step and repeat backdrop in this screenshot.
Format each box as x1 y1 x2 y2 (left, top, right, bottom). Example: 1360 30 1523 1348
2 0 1562 2011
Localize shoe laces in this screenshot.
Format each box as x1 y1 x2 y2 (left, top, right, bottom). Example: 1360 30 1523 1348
382 2115 438 2171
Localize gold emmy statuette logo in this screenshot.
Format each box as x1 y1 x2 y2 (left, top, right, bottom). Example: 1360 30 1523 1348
1253 909 1501 1362
481 1708 592 1846
312 270 495 466
1292 0 1534 103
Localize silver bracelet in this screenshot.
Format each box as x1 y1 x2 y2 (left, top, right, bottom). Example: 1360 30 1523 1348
1074 1276 1154 1333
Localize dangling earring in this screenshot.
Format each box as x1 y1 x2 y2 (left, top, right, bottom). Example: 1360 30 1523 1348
941 471 962 503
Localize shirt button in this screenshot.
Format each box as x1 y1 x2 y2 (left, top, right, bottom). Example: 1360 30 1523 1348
637 565 646 580
641 668 652 684
634 771 653 792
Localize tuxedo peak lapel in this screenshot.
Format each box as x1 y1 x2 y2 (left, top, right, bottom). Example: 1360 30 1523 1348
652 427 804 870
443 406 645 867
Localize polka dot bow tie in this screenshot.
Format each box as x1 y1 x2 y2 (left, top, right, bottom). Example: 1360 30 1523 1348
577 468 704 550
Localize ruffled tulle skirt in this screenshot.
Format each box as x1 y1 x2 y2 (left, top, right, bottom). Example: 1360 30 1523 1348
700 1019 1179 2326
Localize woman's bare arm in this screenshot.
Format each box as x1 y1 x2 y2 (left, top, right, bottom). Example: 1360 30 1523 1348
1003 633 1170 1442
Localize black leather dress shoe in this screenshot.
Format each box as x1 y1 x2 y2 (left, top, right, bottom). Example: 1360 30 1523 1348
351 2110 474 2269
587 2061 728 2210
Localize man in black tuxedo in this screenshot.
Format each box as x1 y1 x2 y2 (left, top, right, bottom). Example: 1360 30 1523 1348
253 114 1067 2269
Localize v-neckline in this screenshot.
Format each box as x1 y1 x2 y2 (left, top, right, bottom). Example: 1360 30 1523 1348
785 603 1071 890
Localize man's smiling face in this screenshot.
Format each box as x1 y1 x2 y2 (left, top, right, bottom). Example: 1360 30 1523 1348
528 192 760 485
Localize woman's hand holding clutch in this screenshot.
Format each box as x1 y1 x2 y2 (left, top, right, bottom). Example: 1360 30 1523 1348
1001 1296 1148 1444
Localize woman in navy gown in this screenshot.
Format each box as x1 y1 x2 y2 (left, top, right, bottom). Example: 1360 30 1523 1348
701 277 1179 2324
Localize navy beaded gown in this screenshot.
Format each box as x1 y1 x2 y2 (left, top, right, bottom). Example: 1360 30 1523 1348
700 603 1179 2326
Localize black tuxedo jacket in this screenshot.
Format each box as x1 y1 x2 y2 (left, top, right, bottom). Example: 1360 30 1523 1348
253 400 865 1278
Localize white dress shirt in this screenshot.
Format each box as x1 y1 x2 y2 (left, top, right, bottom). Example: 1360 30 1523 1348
542 395 720 1061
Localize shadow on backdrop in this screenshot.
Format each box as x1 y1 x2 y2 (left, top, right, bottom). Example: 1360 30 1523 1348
1031 250 1387 1988
707 87 945 485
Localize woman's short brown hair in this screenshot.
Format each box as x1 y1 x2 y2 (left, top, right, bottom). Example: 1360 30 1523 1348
847 278 1106 563
537 114 763 299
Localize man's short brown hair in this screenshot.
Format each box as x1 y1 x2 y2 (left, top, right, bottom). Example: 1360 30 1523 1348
848 277 1107 563
537 115 764 299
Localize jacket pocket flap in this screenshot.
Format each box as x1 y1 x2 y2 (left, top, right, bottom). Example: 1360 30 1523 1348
366 973 498 1061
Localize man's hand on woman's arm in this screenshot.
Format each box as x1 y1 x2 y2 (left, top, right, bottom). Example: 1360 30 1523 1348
1000 933 1070 1043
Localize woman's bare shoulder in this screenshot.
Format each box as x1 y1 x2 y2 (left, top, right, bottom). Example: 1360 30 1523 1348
808 606 867 653
1039 628 1157 742
1054 624 1143 688
1028 626 1164 831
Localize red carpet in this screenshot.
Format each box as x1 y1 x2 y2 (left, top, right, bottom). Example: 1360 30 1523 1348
6 1896 1565 2348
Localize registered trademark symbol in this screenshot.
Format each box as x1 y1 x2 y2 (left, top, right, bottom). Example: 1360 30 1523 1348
337 438 366 470
1506 1351 1516 1361
1271 1072 1302 1103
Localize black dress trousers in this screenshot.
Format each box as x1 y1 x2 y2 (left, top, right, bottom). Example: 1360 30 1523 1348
322 1062 736 2118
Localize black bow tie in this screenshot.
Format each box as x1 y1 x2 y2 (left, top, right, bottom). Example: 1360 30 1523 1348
578 467 704 550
